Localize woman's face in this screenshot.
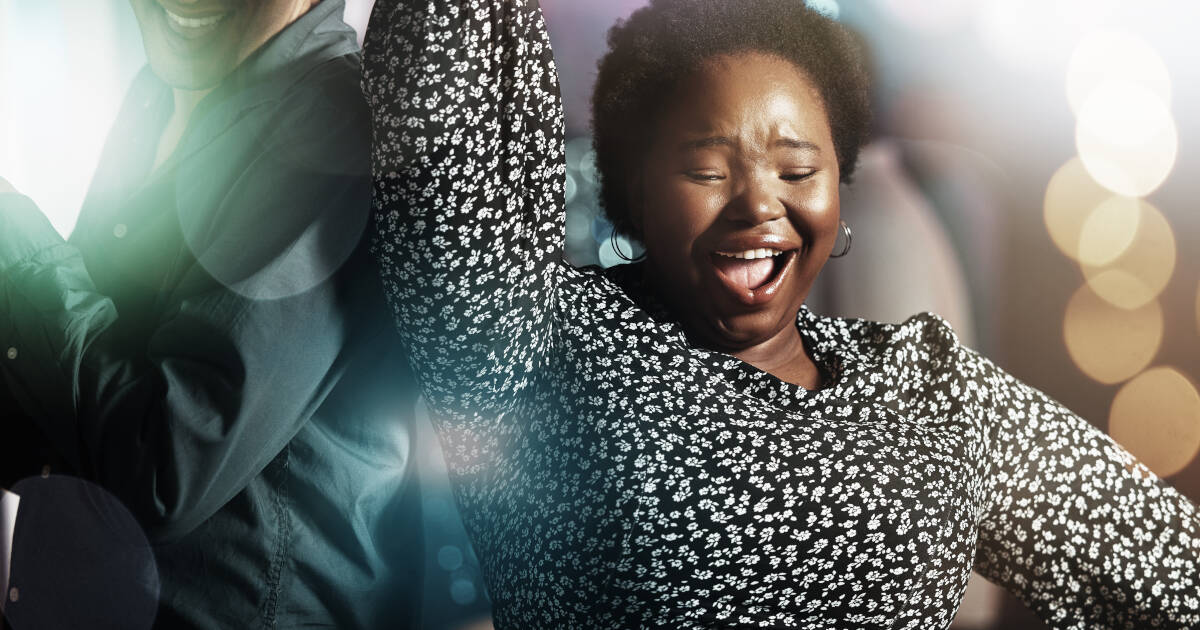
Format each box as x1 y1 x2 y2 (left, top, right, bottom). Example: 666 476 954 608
636 52 841 353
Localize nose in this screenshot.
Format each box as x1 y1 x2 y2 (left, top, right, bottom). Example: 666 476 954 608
724 175 785 226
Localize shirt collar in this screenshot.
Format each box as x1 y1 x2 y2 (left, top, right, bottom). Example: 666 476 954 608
218 0 358 97
128 0 357 176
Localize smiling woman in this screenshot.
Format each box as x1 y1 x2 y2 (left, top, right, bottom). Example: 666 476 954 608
633 52 842 387
364 0 1200 627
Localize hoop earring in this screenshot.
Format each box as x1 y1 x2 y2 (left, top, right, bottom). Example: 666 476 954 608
830 220 852 258
610 229 645 262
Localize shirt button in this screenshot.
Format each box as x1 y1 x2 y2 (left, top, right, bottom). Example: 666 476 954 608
8 587 17 603
5 347 16 360
113 223 128 239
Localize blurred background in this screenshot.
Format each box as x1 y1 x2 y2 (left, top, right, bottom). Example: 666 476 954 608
2 0 1198 628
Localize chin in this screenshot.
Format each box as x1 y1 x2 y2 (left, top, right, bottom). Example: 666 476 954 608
703 300 799 352
137 6 243 90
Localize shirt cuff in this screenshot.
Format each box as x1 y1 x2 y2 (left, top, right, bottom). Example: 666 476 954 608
0 193 65 274
0 487 18 614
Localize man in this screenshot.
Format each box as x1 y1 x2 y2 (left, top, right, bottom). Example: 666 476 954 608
0 0 422 627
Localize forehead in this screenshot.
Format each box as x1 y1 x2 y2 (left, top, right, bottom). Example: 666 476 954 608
661 51 831 146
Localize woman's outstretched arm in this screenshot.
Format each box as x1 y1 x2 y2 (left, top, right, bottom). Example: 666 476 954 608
969 349 1200 629
363 0 565 419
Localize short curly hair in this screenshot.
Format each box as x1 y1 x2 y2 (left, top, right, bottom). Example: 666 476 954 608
591 0 872 239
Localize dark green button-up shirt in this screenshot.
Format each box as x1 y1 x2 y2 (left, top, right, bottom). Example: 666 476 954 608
0 2 421 627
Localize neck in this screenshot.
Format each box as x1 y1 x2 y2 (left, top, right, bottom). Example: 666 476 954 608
154 86 213 170
172 86 213 122
729 324 824 390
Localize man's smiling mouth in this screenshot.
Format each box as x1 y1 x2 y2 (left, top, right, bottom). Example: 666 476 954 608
159 3 231 39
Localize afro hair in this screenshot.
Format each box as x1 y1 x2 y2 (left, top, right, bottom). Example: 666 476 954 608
591 0 872 238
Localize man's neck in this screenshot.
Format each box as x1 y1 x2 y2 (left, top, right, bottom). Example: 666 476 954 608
153 86 214 171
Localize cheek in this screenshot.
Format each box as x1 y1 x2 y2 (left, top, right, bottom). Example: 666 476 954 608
642 181 723 253
790 182 840 246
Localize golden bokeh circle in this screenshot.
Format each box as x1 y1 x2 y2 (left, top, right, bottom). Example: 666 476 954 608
1109 367 1200 478
1081 200 1175 310
1077 195 1140 267
1043 157 1139 262
1076 80 1178 198
1063 284 1162 384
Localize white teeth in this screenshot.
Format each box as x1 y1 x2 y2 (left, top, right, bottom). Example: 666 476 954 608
165 8 227 28
716 248 782 260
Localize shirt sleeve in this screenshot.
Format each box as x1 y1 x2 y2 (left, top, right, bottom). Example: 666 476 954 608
0 81 372 544
969 346 1200 629
363 0 565 420
0 487 18 614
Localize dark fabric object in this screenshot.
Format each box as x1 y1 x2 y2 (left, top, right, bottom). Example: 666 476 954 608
5 475 159 630
0 2 422 627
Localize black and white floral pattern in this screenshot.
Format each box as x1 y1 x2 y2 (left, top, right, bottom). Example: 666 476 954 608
363 1 1200 627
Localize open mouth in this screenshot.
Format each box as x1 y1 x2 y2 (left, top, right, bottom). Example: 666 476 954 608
710 247 798 306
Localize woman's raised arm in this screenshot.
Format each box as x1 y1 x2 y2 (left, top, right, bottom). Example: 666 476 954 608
363 0 565 419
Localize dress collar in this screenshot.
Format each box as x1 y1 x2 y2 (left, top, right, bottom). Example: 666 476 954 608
603 261 857 403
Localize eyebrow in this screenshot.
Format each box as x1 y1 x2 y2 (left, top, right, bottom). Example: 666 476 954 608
774 138 821 152
678 136 734 151
677 136 822 152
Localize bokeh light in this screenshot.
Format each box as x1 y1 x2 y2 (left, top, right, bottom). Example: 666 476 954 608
1075 80 1178 197
438 545 465 571
4 475 160 630
1063 284 1161 385
1081 201 1175 310
1076 195 1140 267
450 577 478 605
1108 367 1200 478
1066 31 1171 116
1043 157 1139 262
598 230 642 268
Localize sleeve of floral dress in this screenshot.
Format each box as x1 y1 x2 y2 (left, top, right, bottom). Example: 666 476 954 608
969 348 1200 629
363 0 565 420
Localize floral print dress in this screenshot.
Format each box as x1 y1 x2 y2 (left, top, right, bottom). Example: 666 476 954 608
363 1 1200 627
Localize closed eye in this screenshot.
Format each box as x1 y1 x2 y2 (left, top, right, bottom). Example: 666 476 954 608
780 170 816 182
685 170 726 182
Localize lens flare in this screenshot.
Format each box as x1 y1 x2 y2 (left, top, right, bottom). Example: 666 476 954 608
1063 284 1161 385
1109 367 1200 478
1066 31 1171 116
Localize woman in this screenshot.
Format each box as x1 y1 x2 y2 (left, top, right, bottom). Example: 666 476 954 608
364 0 1200 627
